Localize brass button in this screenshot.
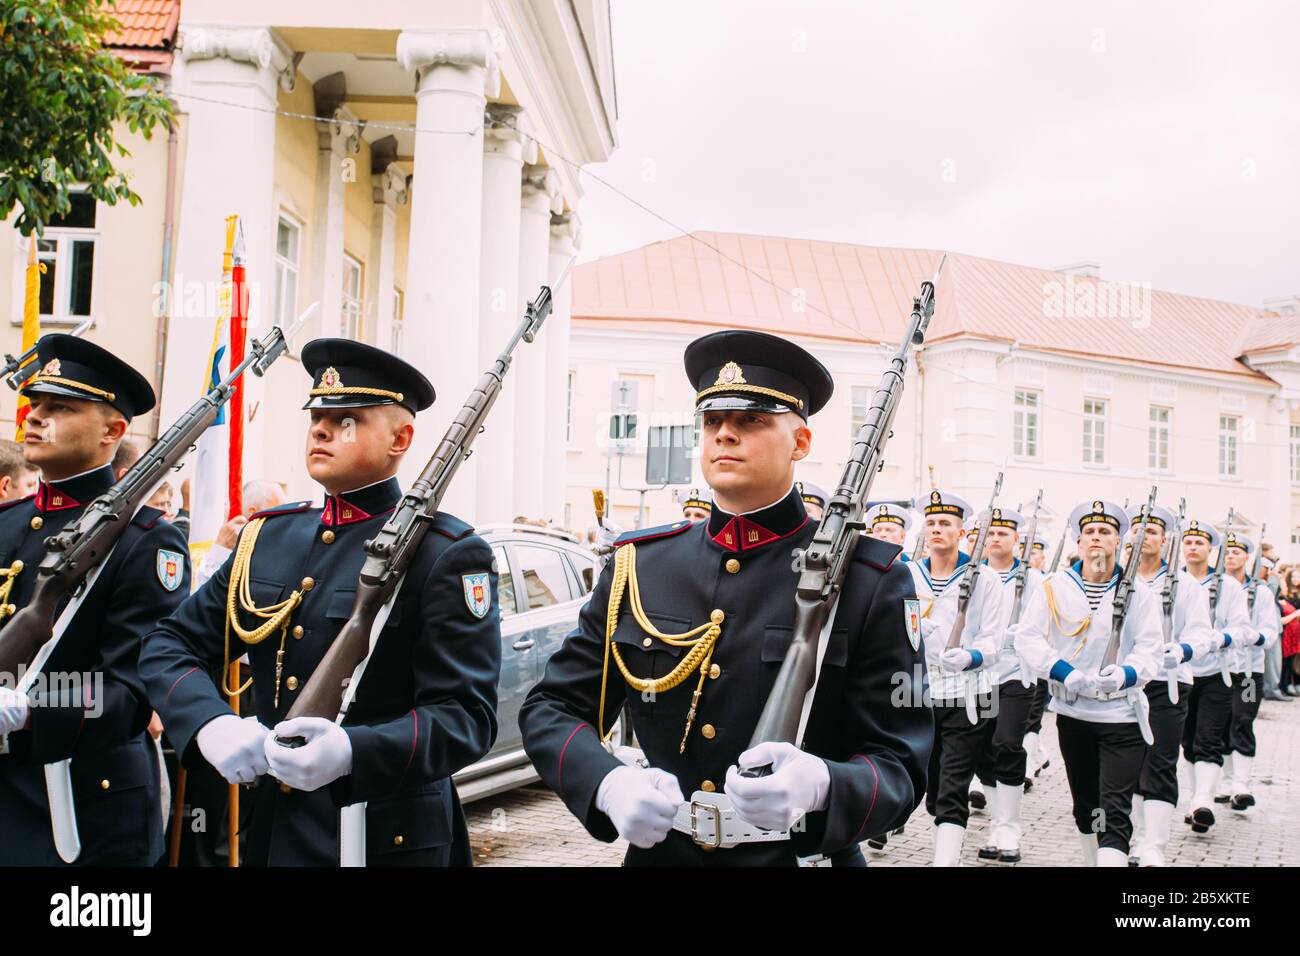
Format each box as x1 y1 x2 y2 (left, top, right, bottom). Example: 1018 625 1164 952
725 558 740 574
300 577 315 591
393 835 404 847
701 724 716 740
30 516 43 530
709 664 720 679
642 638 653 648
292 625 304 640
321 530 335 544
285 676 299 691
10 561 22 572
701 779 716 793
710 609 724 625
280 783 292 794
100 779 110 790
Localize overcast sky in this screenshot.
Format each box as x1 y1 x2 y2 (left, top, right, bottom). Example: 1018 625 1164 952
576 0 1298 309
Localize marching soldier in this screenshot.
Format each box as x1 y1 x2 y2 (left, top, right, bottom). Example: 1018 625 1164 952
139 340 501 866
1127 504 1214 867
1012 500 1162 866
971 507 1042 864
909 489 1005 866
1179 517 1249 835
681 488 712 523
1029 533 1049 572
797 480 828 520
866 502 912 554
0 334 191 865
519 330 932 866
1216 532 1280 812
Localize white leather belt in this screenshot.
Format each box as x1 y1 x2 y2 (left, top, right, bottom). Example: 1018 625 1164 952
1048 679 1127 702
672 791 790 849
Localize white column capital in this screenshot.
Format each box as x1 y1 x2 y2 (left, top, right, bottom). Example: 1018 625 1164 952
373 164 409 208
317 106 363 156
485 104 538 164
178 24 296 92
550 209 582 253
522 164 563 215
397 28 501 99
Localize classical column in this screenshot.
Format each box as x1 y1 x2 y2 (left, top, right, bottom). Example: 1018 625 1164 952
366 137 408 351
513 164 562 521
395 28 498 521
544 209 580 524
475 105 534 523
165 24 294 484
307 80 361 340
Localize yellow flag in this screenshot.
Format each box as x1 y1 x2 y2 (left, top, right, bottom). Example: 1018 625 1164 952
14 240 43 441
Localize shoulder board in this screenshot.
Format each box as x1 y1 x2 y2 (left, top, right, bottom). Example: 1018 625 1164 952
432 511 474 541
250 500 313 520
131 505 166 529
615 520 693 546
0 494 34 512
853 535 903 571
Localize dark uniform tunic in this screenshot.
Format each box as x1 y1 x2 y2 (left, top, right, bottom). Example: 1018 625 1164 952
139 477 501 866
520 486 933 866
0 465 190 866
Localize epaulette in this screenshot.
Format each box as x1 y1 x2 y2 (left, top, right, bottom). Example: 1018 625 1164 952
0 494 34 512
853 535 903 571
614 520 693 546
132 505 166 529
250 500 313 520
432 511 474 541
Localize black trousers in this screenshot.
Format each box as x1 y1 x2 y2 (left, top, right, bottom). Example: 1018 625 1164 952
1137 680 1192 804
1182 673 1233 764
1056 715 1146 853
1223 672 1263 757
926 699 992 828
1025 679 1049 734
976 679 1036 787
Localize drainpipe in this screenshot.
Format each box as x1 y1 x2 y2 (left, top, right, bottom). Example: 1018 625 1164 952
151 105 179 441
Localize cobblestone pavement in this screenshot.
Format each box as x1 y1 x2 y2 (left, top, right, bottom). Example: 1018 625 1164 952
466 698 1300 866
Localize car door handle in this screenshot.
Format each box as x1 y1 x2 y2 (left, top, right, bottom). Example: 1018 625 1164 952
512 638 536 651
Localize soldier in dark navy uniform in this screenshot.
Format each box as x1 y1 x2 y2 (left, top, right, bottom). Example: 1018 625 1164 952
140 340 501 866
0 334 190 865
520 330 932 866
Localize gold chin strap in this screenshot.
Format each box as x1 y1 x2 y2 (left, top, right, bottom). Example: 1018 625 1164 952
0 560 24 620
224 517 310 706
599 542 725 754
1042 580 1092 660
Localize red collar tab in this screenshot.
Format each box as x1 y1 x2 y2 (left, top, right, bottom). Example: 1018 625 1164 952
34 482 81 513
710 515 786 552
322 496 373 527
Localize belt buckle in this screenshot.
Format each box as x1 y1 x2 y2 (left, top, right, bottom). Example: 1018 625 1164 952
689 800 723 849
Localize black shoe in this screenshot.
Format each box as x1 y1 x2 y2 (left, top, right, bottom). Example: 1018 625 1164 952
892 825 906 836
1231 793 1255 811
969 790 987 811
998 849 1022 864
1190 806 1215 833
1034 759 1050 777
977 844 999 861
1128 856 1140 866
1022 777 1034 793
866 834 889 850
1213 794 1232 804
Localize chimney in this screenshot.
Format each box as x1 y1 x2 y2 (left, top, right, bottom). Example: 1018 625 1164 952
1056 261 1101 278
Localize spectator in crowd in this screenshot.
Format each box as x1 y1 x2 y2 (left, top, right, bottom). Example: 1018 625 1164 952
191 479 286 589
112 437 140 478
172 477 192 538
1278 567 1300 698
1262 554 1285 699
0 438 39 501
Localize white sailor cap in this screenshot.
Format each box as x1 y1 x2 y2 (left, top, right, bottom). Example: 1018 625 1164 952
1032 532 1050 552
865 502 913 532
1124 503 1176 535
968 507 1025 534
1068 499 1130 541
1181 517 1221 550
914 489 973 521
1222 530 1253 555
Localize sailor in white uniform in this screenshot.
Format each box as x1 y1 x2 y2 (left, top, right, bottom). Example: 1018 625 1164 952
866 502 911 550
1217 532 1281 813
1179 518 1251 835
1012 500 1162 866
1126 504 1215 867
909 489 1005 866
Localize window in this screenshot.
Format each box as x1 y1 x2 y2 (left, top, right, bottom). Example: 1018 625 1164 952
1013 389 1040 458
390 289 404 355
36 193 97 324
274 216 301 330
1219 415 1239 478
1291 424 1300 484
567 550 597 594
492 546 517 617
514 545 574 610
1082 398 1107 465
565 370 576 444
342 254 363 340
1148 405 1171 471
851 385 871 439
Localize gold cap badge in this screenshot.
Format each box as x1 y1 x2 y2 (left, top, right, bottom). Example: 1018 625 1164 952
714 361 746 387
320 367 343 388
41 358 61 376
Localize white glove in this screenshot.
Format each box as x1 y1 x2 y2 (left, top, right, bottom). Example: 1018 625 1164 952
1162 642 1185 670
1062 669 1094 695
941 648 974 672
595 765 683 848
196 714 271 785
724 741 830 831
595 522 625 550
265 717 353 792
1095 664 1128 695
1214 632 1233 651
0 687 30 736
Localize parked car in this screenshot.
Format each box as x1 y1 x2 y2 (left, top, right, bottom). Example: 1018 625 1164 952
454 523 601 802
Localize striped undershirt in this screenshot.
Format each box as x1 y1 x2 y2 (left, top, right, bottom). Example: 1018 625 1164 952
1081 579 1111 613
